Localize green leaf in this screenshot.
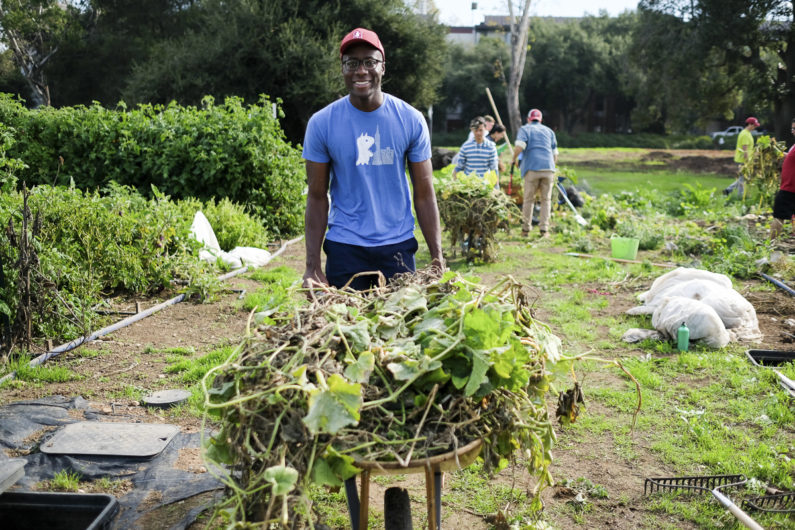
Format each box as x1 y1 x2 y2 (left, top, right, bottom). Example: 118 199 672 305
311 457 342 487
205 437 234 465
383 286 427 315
302 374 362 435
464 349 490 396
207 380 235 402
263 465 299 496
339 321 371 352
344 351 374 383
323 446 360 481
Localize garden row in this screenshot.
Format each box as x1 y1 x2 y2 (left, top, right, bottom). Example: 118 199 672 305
0 94 306 238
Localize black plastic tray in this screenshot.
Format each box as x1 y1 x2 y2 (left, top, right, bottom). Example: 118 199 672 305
746 349 795 368
0 491 118 530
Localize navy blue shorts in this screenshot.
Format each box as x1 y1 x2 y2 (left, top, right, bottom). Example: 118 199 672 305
323 237 418 290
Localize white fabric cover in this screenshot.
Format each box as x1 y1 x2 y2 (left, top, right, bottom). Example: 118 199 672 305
625 267 762 347
621 328 664 343
651 296 731 348
190 211 221 253
190 212 271 270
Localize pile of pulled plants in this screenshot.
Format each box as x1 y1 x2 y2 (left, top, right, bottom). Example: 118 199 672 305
435 172 519 262
201 269 575 527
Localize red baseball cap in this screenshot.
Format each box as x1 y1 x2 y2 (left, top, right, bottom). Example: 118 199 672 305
340 28 385 60
528 109 543 122
745 117 760 127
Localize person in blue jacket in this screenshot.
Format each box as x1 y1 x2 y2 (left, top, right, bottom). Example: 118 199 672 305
301 28 444 291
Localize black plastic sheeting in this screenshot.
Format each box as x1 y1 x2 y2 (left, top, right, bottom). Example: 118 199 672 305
0 395 224 529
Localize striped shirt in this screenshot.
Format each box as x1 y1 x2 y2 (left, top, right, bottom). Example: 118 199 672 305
454 138 498 177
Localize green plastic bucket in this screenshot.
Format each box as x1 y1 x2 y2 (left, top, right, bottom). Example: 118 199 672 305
611 237 639 260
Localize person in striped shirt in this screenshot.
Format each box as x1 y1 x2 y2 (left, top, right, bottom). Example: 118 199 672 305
452 116 498 180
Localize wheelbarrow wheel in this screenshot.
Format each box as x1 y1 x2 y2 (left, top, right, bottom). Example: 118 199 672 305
384 487 413 530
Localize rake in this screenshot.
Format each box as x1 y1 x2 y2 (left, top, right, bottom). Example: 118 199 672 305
644 474 794 529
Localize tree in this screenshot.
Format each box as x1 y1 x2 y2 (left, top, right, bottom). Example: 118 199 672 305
121 0 448 144
506 0 532 136
439 37 511 132
43 0 198 107
634 0 795 138
0 0 77 106
523 14 635 133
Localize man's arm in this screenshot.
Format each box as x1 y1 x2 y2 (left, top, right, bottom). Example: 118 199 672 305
408 159 445 271
512 143 525 165
303 160 330 288
452 145 466 178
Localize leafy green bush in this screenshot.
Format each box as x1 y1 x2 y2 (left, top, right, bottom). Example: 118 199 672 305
0 94 305 238
0 182 269 347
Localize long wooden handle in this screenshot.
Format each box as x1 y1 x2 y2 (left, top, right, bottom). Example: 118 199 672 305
485 87 513 152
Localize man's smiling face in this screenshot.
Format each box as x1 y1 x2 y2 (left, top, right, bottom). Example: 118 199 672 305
342 44 384 101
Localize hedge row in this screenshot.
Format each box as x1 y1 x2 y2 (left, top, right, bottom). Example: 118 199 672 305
0 94 305 238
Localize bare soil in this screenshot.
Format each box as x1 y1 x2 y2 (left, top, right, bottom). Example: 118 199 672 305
1 150 793 529
564 148 738 176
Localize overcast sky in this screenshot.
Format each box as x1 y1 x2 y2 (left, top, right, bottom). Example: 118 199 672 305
432 0 639 26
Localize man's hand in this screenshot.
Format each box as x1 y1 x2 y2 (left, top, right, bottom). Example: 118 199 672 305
429 256 446 278
302 268 329 289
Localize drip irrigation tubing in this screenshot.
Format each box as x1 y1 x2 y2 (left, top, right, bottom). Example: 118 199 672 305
0 236 304 386
759 272 795 297
564 252 676 268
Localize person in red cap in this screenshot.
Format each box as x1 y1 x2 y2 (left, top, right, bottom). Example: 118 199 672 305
771 118 795 240
724 116 760 197
301 28 444 291
511 108 559 238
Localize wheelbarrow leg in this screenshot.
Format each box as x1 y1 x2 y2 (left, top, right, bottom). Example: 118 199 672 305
344 477 360 530
344 471 371 530
359 470 370 530
424 466 443 530
434 471 442 529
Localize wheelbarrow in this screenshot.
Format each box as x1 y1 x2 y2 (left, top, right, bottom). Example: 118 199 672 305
344 438 483 530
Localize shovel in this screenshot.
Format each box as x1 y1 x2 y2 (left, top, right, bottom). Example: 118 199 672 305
508 162 514 196
556 180 588 226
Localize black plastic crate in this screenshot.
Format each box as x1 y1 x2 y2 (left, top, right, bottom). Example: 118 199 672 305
745 349 795 368
0 491 118 530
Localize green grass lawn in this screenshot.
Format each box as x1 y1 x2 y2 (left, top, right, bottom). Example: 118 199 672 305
571 169 731 195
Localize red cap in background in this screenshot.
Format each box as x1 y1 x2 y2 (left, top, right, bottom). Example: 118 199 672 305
340 28 385 60
528 109 543 122
745 117 760 127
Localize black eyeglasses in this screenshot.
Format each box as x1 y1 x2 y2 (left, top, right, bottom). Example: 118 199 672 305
342 58 383 72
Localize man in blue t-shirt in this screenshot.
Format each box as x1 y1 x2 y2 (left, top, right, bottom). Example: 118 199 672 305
301 27 444 291
511 108 558 238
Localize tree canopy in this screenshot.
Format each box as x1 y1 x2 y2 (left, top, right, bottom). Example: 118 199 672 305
2 0 795 142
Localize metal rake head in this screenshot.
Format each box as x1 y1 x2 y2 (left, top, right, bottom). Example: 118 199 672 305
644 474 746 495
742 492 795 514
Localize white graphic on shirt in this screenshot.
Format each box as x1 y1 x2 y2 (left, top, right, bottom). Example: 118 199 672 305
356 126 395 166
356 133 375 165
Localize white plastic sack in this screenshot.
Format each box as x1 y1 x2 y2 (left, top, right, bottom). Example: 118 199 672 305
638 267 732 304
621 328 664 343
227 247 272 268
189 211 221 253
651 296 731 348
627 267 762 345
190 211 271 270
199 248 243 269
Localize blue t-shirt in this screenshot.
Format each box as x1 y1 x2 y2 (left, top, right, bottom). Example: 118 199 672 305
302 93 431 246
516 122 557 173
